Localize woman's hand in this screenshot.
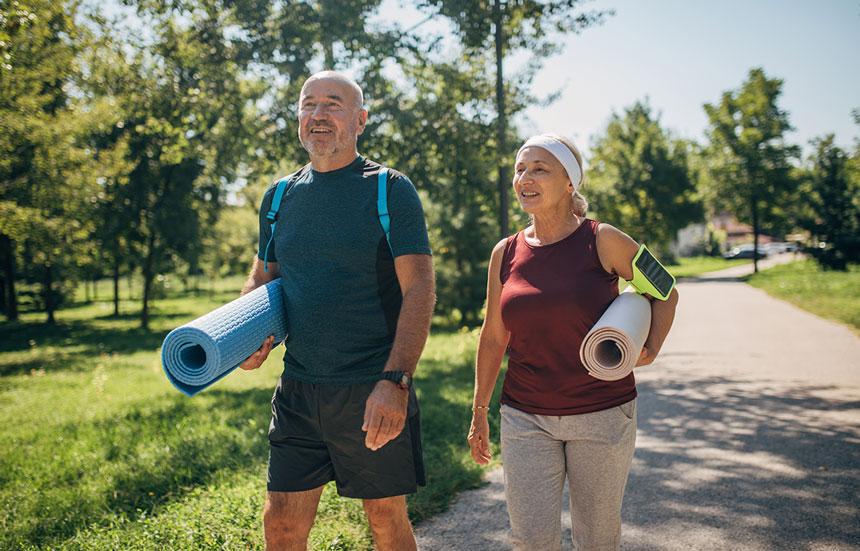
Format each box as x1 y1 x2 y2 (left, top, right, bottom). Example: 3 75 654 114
635 345 654 367
467 410 493 465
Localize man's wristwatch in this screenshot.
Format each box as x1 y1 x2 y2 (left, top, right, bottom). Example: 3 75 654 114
379 370 412 390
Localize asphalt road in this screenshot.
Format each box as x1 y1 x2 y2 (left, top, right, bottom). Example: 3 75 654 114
415 258 860 550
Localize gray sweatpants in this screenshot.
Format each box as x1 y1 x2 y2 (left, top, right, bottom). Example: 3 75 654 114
500 400 637 551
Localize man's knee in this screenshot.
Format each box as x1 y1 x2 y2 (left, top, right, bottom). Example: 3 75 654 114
264 489 322 546
362 495 409 529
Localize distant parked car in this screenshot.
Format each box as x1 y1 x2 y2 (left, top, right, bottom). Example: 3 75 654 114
723 244 769 260
764 242 794 254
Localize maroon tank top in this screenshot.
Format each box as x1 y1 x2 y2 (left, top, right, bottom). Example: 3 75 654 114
499 219 637 415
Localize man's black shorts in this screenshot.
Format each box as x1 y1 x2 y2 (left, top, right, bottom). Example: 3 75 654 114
267 377 426 499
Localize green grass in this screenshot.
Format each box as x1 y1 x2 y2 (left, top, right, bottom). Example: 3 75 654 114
0 284 502 550
746 260 860 332
667 256 749 278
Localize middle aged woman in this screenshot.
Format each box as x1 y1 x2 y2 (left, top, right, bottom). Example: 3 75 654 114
467 133 679 551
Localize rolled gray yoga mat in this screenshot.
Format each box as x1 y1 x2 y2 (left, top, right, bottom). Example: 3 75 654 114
579 290 651 381
161 280 288 396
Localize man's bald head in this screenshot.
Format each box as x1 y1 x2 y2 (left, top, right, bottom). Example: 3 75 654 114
300 71 364 110
296 71 368 170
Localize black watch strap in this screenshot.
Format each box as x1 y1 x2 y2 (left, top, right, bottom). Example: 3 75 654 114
379 370 411 390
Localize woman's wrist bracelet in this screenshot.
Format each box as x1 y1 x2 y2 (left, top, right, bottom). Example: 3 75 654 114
472 404 490 412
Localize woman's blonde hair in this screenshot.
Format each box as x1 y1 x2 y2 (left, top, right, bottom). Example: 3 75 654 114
546 133 588 217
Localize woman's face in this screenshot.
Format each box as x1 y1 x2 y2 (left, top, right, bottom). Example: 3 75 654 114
513 146 573 215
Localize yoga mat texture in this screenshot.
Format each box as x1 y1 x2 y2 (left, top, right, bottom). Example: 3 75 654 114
161 280 288 396
580 290 651 381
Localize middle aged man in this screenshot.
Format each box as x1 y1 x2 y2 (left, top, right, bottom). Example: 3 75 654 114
238 71 435 551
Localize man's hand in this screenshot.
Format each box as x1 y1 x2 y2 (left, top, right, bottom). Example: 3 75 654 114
239 335 275 371
362 380 409 451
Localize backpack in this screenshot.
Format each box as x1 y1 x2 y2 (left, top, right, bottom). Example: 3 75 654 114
261 166 392 272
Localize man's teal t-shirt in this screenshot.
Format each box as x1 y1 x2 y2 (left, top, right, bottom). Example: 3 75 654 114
257 156 432 385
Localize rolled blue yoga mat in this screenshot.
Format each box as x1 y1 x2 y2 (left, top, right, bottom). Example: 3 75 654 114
161 280 288 396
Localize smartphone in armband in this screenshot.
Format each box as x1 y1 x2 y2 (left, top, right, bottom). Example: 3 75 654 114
629 244 675 301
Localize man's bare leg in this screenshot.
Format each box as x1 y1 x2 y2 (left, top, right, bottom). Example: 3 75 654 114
264 486 325 550
362 495 417 551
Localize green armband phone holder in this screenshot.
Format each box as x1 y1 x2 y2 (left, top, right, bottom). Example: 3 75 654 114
628 244 675 301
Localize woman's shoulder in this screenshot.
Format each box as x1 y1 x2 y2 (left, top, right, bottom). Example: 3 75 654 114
594 221 633 245
491 234 513 260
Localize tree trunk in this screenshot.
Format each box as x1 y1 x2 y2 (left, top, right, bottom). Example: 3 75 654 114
141 235 156 331
323 41 335 69
113 258 120 317
1 235 18 321
320 0 336 68
44 263 55 325
751 195 760 274
493 0 509 239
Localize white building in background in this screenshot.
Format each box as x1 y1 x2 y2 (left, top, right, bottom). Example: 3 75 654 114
671 213 779 258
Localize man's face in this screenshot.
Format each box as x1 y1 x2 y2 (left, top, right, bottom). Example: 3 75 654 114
297 77 367 159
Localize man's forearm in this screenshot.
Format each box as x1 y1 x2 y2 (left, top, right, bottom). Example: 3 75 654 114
383 275 435 375
241 259 277 296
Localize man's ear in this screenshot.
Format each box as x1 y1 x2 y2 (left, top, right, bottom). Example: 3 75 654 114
356 109 368 136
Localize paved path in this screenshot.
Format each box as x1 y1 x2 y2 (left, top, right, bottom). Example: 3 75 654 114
415 257 860 550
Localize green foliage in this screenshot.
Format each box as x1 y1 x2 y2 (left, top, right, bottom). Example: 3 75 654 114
416 0 611 237
587 101 703 256
0 0 115 322
83 3 265 328
362 57 503 325
797 135 860 270
200 205 259 277
702 68 800 248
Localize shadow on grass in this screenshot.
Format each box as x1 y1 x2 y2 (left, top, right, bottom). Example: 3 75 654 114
91 311 193 322
0 307 199 376
0 322 167 376
13 386 274 548
621 377 860 550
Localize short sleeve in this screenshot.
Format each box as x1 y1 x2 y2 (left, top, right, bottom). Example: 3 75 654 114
387 173 432 257
257 185 277 263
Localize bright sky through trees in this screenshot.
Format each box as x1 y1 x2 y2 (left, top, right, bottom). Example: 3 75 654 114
519 0 860 155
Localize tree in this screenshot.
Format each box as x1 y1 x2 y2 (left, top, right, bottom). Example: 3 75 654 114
0 0 105 323
799 135 860 270
417 0 610 238
587 101 702 257
703 67 800 272
93 2 263 329
363 56 503 325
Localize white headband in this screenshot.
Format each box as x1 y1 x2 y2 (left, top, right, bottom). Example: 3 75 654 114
517 134 583 191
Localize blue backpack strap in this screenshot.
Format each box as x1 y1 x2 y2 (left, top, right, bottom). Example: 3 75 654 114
377 167 392 253
262 165 309 272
